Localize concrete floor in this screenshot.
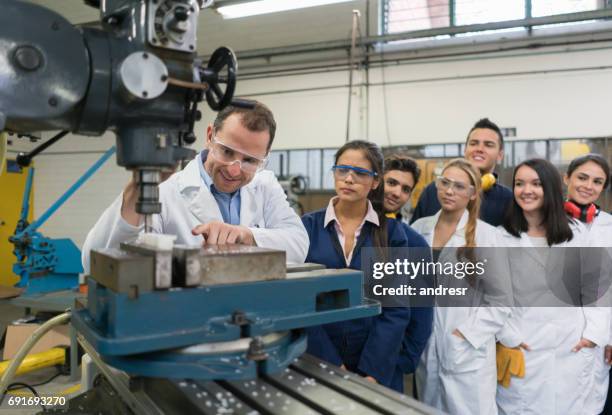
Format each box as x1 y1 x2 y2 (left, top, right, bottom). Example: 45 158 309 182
0 301 81 415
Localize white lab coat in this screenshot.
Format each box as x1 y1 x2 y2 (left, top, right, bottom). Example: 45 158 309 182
495 222 610 415
413 211 511 415
583 211 612 415
82 156 309 272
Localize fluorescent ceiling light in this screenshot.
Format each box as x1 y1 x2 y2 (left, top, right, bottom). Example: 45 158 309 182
217 0 355 19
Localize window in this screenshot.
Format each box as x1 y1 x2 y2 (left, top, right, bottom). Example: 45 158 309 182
382 0 609 37
307 150 322 189
288 150 308 178
267 150 288 176
531 0 601 18
384 0 450 33
454 0 524 26
513 141 547 164
322 149 337 190
444 144 461 157
267 149 327 190
423 144 444 158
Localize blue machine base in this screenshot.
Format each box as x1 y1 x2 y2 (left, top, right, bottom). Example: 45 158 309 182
101 331 307 380
16 273 79 296
72 269 380 380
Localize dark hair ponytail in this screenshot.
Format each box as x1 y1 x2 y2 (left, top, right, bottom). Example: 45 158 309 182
334 140 387 250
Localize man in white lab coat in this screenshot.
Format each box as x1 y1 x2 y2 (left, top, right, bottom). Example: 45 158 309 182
82 102 309 271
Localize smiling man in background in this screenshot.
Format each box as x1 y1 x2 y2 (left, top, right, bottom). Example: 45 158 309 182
409 118 513 226
383 155 420 223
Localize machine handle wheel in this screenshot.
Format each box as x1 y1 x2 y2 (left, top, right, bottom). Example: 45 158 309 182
202 47 237 111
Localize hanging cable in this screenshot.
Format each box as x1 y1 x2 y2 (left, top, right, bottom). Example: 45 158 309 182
380 48 392 146
0 312 71 403
345 10 361 142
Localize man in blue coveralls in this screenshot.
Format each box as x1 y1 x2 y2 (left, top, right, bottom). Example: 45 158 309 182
383 154 433 394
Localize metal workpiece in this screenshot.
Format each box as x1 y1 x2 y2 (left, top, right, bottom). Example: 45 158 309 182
198 245 286 285
89 248 155 295
172 245 202 286
90 243 288 293
287 263 326 273
119 52 169 101
164 244 288 287
121 239 173 289
286 267 357 280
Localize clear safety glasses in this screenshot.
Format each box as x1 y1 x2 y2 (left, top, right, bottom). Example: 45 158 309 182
332 165 377 183
209 137 268 174
435 176 475 196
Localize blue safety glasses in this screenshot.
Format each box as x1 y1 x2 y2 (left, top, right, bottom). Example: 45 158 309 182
332 165 377 182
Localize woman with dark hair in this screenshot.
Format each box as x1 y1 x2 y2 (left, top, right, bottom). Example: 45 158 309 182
564 153 610 226
503 159 575 245
496 158 608 414
301 140 415 392
412 158 511 415
563 153 611 415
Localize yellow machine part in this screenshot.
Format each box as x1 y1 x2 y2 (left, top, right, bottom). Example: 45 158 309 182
0 131 7 175
0 347 65 377
0 161 33 286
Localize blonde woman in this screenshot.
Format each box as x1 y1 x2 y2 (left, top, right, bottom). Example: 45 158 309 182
413 158 510 414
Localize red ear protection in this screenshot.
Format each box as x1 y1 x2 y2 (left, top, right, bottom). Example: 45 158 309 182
564 200 599 223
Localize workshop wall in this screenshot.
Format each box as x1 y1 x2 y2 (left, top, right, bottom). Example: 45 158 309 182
222 43 612 150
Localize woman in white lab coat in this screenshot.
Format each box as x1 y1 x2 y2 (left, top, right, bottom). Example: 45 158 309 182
563 154 612 415
413 158 511 415
496 158 608 415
